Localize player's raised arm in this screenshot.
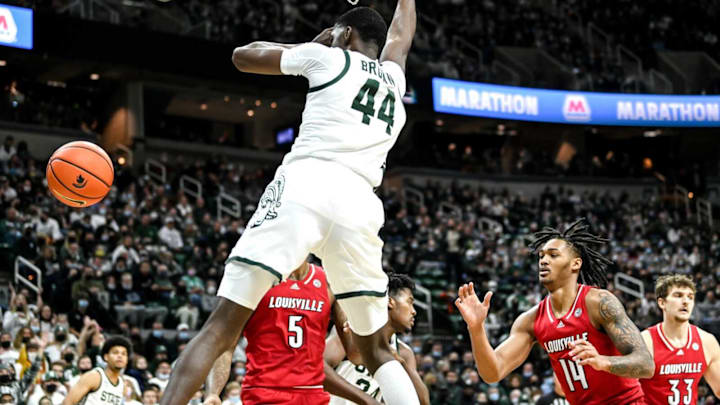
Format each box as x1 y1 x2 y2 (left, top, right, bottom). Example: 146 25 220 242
61 370 101 405
455 282 536 383
379 0 416 72
575 289 654 378
700 329 720 397
232 28 333 75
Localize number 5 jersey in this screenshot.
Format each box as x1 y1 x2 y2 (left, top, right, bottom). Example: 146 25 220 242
534 284 645 405
242 264 331 390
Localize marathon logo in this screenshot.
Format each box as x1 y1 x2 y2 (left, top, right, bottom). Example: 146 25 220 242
543 332 589 354
0 7 18 44
659 362 703 375
563 95 591 122
617 101 720 122
268 296 325 313
439 86 539 116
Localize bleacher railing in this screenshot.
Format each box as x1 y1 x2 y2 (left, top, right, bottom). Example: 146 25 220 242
15 256 42 296
413 283 434 336
697 198 713 227
673 185 691 217
180 175 203 202
402 187 425 210
614 273 644 300
217 192 242 219
145 158 167 184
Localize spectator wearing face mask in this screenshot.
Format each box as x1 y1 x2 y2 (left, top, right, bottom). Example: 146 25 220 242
0 334 18 365
67 355 93 387
0 387 15 405
147 361 171 393
220 382 242 405
26 370 66 405
123 378 143 405
0 339 45 405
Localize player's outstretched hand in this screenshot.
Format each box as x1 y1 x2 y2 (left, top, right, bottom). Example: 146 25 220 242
202 394 221 405
312 27 334 47
455 282 493 328
568 339 610 372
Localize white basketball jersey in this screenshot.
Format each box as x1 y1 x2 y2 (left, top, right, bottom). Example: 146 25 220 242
329 335 400 405
79 368 124 405
280 43 408 188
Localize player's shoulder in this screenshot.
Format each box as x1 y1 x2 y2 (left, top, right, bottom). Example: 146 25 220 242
584 287 620 308
514 304 540 330
696 325 720 349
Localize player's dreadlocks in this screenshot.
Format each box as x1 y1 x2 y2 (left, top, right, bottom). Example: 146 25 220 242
529 218 614 288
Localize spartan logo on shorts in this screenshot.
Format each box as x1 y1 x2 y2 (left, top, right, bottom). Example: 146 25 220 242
250 175 285 228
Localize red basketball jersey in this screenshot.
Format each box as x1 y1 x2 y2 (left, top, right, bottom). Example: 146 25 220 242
242 264 331 389
534 284 645 405
640 323 707 405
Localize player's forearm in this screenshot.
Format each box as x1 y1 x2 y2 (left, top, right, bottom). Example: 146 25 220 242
322 363 376 405
467 323 503 382
387 0 416 44
604 352 654 378
205 350 233 396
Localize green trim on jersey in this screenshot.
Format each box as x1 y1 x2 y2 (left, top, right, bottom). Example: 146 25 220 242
225 256 282 281
308 50 351 93
335 289 387 300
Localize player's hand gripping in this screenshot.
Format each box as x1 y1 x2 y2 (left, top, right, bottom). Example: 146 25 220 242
455 282 493 329
568 339 611 372
202 394 221 405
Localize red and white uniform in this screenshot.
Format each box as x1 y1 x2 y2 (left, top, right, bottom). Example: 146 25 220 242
640 323 707 405
534 284 645 405
242 264 331 405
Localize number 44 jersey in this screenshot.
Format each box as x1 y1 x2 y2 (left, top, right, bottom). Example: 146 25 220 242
242 264 331 389
534 284 645 405
280 43 408 188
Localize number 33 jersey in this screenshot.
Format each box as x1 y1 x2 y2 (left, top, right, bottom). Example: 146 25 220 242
242 264 331 389
280 43 407 188
533 284 645 405
640 323 706 405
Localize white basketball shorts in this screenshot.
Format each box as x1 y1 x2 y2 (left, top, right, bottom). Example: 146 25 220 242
218 159 389 335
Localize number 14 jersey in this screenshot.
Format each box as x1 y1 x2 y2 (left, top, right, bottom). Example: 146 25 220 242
533 284 645 405
242 264 331 389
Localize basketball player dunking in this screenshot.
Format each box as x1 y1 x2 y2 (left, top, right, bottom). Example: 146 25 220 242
160 1 418 404
455 219 654 405
639 274 720 404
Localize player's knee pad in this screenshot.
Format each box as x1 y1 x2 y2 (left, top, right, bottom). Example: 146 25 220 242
217 261 278 310
336 294 389 336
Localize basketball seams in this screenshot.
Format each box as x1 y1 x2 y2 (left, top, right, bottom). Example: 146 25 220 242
51 157 112 189
56 145 114 177
48 160 107 199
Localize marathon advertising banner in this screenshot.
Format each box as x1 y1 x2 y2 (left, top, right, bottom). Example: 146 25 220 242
432 77 720 127
0 3 32 50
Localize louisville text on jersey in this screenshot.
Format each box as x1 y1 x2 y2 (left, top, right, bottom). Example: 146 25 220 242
544 332 589 354
268 296 325 313
659 362 704 375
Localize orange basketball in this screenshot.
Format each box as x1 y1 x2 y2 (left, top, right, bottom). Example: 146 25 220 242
46 141 114 207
